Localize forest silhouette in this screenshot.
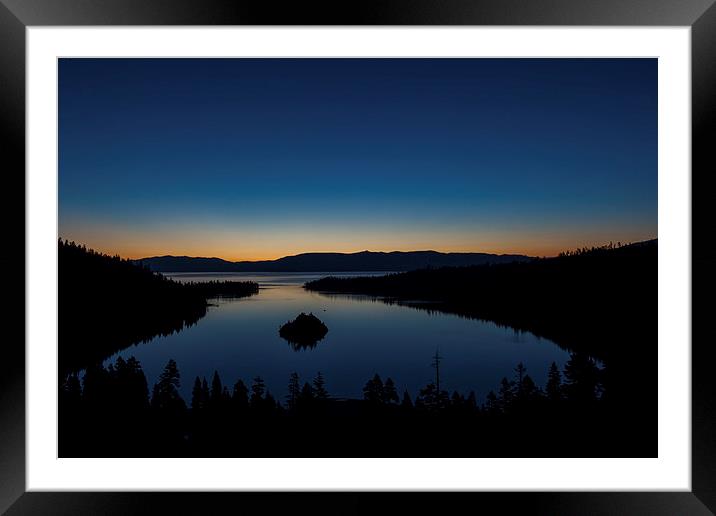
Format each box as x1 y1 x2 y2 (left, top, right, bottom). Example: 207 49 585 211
304 240 657 456
60 353 621 457
306 240 656 363
59 239 258 374
58 239 656 457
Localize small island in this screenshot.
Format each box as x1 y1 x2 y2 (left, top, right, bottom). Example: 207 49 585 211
279 312 329 349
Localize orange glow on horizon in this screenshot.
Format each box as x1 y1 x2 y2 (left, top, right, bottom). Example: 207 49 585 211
59 218 656 262
60 237 657 262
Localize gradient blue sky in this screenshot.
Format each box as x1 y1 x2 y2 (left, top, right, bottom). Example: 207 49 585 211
59 58 657 260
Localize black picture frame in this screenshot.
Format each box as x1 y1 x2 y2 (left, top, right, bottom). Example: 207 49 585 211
3 1 714 514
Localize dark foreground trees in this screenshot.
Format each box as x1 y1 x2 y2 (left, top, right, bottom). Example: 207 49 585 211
59 353 643 458
306 240 658 456
57 239 655 457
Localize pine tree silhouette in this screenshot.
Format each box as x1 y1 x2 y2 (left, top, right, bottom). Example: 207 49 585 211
250 376 266 408
210 371 223 408
363 374 384 404
232 379 248 410
546 362 563 402
287 372 301 410
191 376 205 411
401 390 413 409
312 372 329 401
151 359 186 414
383 378 399 404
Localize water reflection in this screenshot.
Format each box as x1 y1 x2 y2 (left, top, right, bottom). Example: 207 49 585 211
279 312 329 350
103 272 572 401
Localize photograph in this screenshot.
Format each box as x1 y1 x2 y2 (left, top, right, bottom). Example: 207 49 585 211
1 0 711 508
57 57 658 459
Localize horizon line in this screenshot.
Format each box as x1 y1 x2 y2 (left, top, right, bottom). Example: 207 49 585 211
136 248 534 262
60 237 658 263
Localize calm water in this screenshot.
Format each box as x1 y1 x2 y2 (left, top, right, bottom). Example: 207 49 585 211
105 272 571 402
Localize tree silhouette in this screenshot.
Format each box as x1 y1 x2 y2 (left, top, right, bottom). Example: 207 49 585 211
114 356 149 411
82 362 111 409
564 353 601 403
466 391 477 411
498 377 514 411
210 371 223 408
514 362 527 398
232 379 249 410
58 239 258 375
250 376 266 408
484 390 500 414
62 373 82 400
58 235 654 458
59 356 626 458
509 363 543 410
151 359 186 414
191 377 206 411
363 374 384 404
383 378 399 405
521 375 541 403
287 372 301 410
221 386 231 405
60 373 82 414
312 372 329 401
401 390 413 409
546 362 563 402
299 382 315 407
416 382 448 411
304 239 657 391
265 391 279 412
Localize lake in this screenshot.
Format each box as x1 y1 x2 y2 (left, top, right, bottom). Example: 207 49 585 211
105 272 572 402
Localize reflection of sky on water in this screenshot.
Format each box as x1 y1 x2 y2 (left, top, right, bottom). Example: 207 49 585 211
106 272 571 402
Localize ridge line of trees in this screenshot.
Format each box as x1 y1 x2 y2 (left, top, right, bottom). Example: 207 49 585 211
59 239 258 374
304 239 657 364
61 352 606 454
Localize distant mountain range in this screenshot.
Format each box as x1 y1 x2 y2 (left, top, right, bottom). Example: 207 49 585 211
135 250 532 273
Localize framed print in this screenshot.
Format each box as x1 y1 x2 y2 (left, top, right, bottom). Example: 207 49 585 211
3 0 715 514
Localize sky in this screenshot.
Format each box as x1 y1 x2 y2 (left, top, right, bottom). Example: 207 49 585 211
59 58 657 260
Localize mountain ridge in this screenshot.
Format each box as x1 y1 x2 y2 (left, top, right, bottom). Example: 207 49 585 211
135 250 533 273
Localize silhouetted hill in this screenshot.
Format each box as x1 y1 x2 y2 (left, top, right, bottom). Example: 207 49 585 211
306 239 658 448
306 240 657 363
59 240 257 374
59 239 657 458
136 250 531 273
